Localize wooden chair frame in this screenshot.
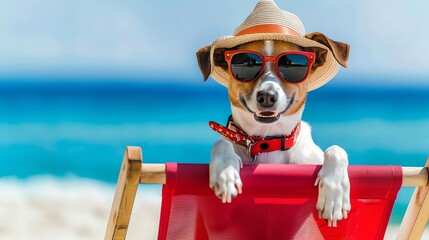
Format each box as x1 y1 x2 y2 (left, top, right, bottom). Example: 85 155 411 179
105 146 429 240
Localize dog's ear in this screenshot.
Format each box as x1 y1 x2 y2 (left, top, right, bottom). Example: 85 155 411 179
213 48 228 69
196 45 212 81
305 32 350 69
196 46 229 81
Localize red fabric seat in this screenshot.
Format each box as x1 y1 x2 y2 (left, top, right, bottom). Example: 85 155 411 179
158 164 402 240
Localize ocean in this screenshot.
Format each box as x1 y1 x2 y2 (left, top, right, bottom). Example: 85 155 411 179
1 78 429 238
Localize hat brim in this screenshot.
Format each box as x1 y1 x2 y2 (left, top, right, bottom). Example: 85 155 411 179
209 33 339 91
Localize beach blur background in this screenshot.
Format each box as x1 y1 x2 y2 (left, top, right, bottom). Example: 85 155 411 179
1 0 429 239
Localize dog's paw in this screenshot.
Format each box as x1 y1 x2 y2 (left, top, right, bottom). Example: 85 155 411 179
314 145 351 227
210 163 242 203
209 143 243 203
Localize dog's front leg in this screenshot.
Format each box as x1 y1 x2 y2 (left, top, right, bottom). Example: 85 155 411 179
209 138 243 203
314 145 351 227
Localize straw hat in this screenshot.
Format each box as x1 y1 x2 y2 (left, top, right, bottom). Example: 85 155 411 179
202 0 348 91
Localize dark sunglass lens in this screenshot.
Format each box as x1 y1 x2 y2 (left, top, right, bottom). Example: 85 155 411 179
277 54 309 83
230 53 263 82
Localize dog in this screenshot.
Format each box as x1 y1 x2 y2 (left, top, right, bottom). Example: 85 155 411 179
196 0 350 227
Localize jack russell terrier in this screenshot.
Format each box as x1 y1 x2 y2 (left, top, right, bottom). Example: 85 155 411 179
196 0 350 227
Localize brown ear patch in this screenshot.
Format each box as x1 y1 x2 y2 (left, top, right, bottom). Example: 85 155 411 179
303 46 328 72
196 45 211 81
196 46 229 81
305 32 350 68
213 48 228 69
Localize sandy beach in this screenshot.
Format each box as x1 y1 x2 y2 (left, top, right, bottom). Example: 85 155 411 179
1 176 427 240
0 176 161 240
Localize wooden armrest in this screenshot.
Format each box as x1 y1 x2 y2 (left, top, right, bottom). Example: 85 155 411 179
139 164 428 187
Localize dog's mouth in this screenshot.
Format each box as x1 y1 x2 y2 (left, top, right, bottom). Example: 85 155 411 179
254 111 280 124
239 94 296 124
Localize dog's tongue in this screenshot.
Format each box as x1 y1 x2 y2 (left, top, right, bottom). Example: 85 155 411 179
260 111 275 117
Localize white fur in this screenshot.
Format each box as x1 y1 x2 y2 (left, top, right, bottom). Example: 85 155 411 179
315 146 351 226
209 41 351 226
265 40 274 55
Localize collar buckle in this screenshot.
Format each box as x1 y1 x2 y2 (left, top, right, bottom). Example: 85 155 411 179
209 115 301 162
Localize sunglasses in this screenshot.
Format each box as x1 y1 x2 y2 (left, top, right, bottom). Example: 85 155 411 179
224 50 315 83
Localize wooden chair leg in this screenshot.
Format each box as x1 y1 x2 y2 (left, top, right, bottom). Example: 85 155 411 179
397 157 429 240
105 147 142 240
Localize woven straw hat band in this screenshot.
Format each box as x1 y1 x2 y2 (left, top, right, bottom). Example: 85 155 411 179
234 24 300 37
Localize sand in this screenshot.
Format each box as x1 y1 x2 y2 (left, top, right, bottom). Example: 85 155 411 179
0 176 160 240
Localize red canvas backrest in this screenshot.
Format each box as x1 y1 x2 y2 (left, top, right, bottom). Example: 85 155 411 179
158 164 402 240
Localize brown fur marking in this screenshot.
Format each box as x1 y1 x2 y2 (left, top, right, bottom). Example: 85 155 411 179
305 32 350 67
226 41 308 117
196 45 211 80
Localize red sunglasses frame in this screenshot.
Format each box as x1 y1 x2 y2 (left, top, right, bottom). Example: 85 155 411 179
224 50 316 83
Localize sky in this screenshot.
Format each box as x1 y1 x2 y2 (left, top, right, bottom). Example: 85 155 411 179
1 0 429 85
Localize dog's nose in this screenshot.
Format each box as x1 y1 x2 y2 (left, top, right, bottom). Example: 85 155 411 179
257 88 278 108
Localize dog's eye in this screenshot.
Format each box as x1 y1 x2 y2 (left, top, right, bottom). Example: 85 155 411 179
277 54 309 83
230 53 263 82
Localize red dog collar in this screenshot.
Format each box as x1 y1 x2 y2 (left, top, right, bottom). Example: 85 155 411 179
209 117 300 160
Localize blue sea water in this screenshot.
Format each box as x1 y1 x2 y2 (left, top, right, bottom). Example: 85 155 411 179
1 78 429 223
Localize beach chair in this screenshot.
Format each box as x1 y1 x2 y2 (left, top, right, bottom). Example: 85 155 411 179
105 146 429 240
